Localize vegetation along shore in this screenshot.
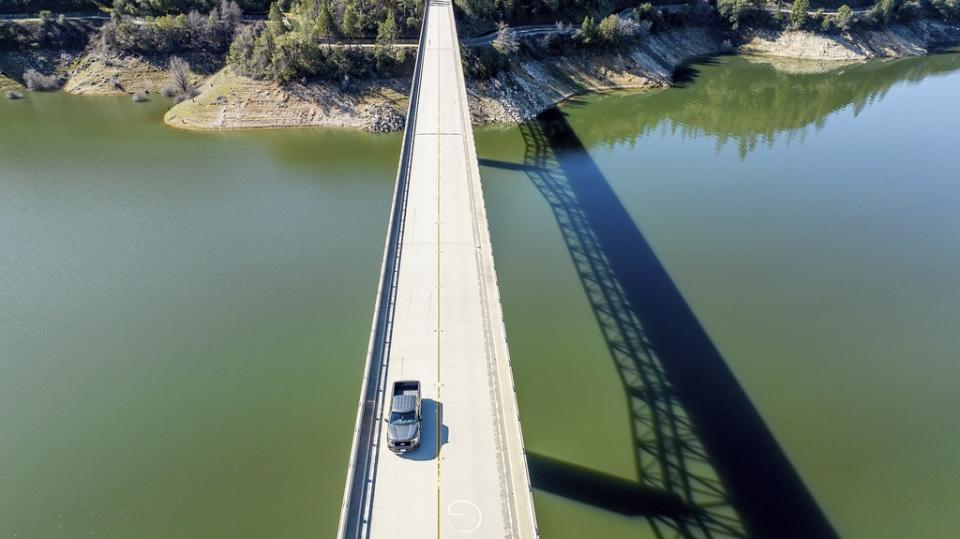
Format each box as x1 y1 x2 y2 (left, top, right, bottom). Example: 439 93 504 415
1 0 958 131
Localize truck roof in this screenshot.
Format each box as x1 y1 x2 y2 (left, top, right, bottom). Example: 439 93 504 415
391 394 417 414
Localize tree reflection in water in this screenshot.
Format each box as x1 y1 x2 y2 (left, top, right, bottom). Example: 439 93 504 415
567 53 960 159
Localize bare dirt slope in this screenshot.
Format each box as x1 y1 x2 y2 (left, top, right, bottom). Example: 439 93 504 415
163 67 408 132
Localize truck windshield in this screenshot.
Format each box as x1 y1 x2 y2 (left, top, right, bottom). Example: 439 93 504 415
389 411 417 425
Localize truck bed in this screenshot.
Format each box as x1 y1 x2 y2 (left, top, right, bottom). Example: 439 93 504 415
392 380 420 396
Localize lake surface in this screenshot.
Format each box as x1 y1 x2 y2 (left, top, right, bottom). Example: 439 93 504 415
477 52 960 539
0 95 398 536
2 51 959 538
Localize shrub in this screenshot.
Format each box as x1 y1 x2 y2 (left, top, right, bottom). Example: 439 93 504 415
461 45 507 79
492 21 519 55
374 44 405 75
836 4 854 29
5 90 24 99
23 68 60 91
132 90 148 101
634 2 665 29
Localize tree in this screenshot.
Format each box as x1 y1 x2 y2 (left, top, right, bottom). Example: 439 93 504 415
376 12 396 45
575 15 599 45
220 0 243 30
836 4 854 28
717 0 765 30
316 1 337 37
167 55 196 101
341 2 361 37
598 14 618 43
187 9 206 35
268 1 284 31
375 12 398 72
228 23 258 73
820 12 835 31
790 0 809 28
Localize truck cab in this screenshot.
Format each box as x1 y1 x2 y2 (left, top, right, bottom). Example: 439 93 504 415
386 380 421 453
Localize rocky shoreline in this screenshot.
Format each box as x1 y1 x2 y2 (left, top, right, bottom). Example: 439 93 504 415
160 25 723 131
740 18 960 60
467 25 723 125
163 19 960 131
3 18 958 131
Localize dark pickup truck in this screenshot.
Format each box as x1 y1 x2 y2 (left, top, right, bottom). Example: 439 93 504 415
385 380 422 453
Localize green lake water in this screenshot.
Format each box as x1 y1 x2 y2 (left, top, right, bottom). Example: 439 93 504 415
477 52 960 539
0 95 398 536
2 51 959 537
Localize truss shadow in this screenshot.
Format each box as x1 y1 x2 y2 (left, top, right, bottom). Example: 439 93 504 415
480 107 837 539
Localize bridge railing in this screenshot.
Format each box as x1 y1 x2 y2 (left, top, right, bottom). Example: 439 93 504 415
336 2 432 537
446 6 540 535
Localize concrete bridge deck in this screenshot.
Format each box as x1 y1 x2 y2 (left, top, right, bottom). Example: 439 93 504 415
338 0 538 537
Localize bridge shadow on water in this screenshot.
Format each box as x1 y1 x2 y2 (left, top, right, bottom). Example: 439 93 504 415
479 108 837 539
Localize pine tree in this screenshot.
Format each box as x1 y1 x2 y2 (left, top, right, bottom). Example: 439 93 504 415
316 1 338 37
790 0 810 28
342 2 360 37
268 1 285 32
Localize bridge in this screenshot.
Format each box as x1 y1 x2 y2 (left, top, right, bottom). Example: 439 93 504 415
337 0 539 537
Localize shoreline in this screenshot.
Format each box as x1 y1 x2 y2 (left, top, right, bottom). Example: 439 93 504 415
163 18 960 131
3 18 958 131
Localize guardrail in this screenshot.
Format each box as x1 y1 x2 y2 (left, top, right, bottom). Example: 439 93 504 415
446 5 541 535
335 1 431 538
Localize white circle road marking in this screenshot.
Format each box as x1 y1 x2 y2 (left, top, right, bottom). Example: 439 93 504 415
447 499 482 533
